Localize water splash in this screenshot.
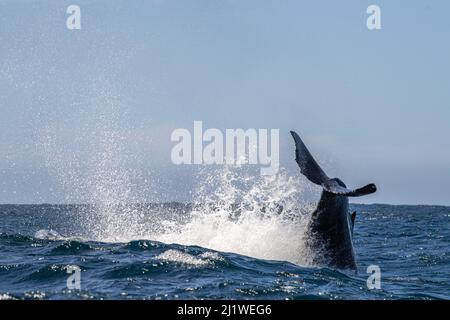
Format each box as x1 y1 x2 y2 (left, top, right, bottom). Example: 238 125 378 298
39 80 144 242
155 166 317 266
86 87 140 241
39 80 319 265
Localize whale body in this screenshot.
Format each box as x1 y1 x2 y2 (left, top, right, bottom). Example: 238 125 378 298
290 131 377 270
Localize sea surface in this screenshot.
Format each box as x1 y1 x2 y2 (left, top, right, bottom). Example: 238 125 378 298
0 203 449 300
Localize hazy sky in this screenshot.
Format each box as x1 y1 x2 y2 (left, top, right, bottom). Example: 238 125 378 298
1 0 449 205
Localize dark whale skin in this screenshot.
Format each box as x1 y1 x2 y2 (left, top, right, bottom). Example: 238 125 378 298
307 188 356 270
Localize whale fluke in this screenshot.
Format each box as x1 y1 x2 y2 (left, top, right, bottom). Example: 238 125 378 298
322 180 377 197
290 131 376 197
290 130 328 185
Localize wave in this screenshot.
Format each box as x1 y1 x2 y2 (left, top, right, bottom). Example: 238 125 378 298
0 227 447 299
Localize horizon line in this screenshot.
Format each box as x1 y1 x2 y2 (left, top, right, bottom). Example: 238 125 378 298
0 202 449 207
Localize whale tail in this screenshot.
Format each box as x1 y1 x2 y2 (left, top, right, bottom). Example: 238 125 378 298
290 131 376 197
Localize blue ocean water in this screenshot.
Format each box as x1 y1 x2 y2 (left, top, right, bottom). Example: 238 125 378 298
0 203 448 300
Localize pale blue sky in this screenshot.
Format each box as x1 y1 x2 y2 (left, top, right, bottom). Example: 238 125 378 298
0 0 449 205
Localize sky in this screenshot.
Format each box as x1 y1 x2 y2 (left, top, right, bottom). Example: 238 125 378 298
0 0 449 205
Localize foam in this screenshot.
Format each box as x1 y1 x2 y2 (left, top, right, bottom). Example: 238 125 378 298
154 249 219 267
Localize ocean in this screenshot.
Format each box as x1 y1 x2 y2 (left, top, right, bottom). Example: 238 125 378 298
0 203 448 300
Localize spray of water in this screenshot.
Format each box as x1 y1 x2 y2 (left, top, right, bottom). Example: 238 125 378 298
84 86 143 241
40 81 320 265
154 166 317 265
40 80 145 241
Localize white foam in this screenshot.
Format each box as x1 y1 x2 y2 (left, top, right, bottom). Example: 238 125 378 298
199 251 224 261
34 229 64 241
0 294 16 300
154 249 218 267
